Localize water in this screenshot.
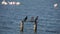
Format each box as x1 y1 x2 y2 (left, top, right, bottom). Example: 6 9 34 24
0 0 60 34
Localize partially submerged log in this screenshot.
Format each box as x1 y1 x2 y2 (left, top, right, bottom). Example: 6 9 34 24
20 16 38 32
20 21 24 32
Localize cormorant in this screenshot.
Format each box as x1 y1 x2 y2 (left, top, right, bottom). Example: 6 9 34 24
23 16 28 22
35 16 38 22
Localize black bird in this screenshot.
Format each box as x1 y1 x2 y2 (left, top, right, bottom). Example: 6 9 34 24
35 16 38 22
23 16 28 22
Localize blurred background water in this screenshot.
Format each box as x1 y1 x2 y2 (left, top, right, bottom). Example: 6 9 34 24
0 0 60 34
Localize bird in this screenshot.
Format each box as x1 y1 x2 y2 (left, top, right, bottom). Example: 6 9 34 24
35 16 38 22
23 16 28 22
54 3 58 8
1 0 8 5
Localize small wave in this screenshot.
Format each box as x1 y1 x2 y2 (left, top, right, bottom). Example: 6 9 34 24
0 26 13 30
46 30 58 33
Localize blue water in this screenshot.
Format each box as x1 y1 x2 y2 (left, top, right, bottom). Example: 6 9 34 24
0 0 60 34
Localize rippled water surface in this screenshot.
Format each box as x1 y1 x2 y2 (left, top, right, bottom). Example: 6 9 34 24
0 0 60 34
